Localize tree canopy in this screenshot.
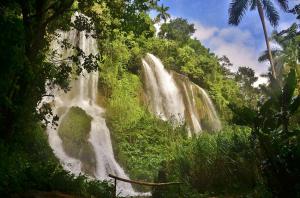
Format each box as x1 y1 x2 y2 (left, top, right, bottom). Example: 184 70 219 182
158 18 196 43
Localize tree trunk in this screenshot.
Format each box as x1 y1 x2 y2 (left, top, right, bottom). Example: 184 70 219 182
257 1 277 79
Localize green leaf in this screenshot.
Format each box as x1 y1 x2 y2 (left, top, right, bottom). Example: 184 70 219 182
228 0 249 25
259 98 273 115
269 76 282 98
262 0 279 27
228 103 257 126
289 95 300 114
283 69 296 104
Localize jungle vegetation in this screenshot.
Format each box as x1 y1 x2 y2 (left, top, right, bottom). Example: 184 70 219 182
0 0 299 197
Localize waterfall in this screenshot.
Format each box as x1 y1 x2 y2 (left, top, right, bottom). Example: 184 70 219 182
181 81 202 135
42 12 221 195
142 53 222 135
142 54 185 123
44 15 148 196
196 86 221 131
47 72 139 196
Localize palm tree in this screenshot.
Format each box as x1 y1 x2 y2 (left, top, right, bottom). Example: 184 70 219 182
154 4 170 23
258 23 299 78
228 0 289 79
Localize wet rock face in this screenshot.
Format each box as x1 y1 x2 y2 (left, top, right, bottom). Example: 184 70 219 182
58 106 96 176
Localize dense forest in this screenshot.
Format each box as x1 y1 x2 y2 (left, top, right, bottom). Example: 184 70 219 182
0 0 299 197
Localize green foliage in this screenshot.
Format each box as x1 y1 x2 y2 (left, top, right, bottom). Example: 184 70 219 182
158 18 196 43
0 1 158 196
100 34 231 194
97 35 264 194
0 13 25 137
230 69 300 197
103 68 187 187
0 124 114 197
106 73 144 130
289 4 300 19
154 4 171 23
111 114 186 182
178 46 204 78
258 23 300 80
4 1 298 197
235 66 260 107
228 0 288 26
98 31 146 134
0 0 158 139
162 126 259 197
98 32 187 185
140 37 179 70
0 0 101 139
235 67 258 87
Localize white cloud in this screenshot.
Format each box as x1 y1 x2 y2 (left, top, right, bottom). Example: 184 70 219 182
218 27 252 43
193 23 218 40
192 22 268 85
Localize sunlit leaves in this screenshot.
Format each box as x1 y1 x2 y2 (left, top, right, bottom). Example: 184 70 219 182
282 69 297 104
158 18 195 43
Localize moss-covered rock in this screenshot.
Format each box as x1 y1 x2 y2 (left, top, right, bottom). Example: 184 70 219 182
58 106 96 176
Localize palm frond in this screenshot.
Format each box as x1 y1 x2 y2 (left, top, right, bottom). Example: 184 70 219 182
250 0 257 10
276 0 289 11
154 14 161 23
164 12 170 19
258 50 271 62
258 49 282 62
228 0 250 25
278 23 298 41
163 5 170 11
262 0 279 27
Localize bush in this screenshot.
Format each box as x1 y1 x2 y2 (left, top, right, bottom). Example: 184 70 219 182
0 124 114 197
110 114 186 182
160 126 261 197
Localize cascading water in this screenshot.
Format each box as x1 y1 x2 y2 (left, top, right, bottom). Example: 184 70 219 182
181 81 202 135
44 14 147 196
142 54 185 123
47 71 138 196
196 86 221 131
142 53 222 135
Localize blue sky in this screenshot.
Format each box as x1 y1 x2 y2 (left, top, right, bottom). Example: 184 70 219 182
156 0 299 84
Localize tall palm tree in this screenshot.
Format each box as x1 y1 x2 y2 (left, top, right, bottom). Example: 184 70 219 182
154 4 170 23
228 0 289 79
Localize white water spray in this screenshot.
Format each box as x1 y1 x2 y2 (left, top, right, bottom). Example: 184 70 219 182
142 54 185 123
142 53 222 135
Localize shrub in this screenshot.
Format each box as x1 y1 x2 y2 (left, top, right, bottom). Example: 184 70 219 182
0 124 114 197
160 126 260 197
